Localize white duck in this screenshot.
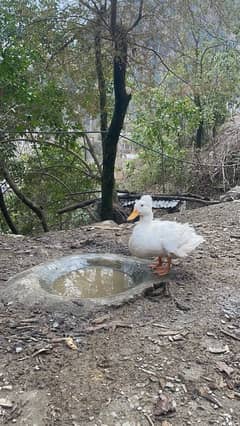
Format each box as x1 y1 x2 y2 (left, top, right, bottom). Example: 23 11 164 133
127 195 204 276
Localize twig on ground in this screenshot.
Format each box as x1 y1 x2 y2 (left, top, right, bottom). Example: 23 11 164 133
143 412 155 426
220 328 240 341
85 321 133 333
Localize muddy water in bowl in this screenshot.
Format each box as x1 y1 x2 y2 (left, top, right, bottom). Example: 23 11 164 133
3 254 167 310
52 266 134 298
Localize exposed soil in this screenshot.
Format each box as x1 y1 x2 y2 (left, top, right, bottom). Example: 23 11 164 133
0 202 239 426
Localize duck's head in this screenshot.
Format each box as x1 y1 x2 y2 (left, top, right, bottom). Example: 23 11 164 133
127 195 153 221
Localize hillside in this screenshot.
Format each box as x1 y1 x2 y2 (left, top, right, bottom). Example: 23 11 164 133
0 201 239 425
193 114 240 197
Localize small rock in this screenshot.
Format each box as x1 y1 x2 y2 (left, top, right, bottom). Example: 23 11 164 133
159 378 166 389
136 382 146 388
182 384 187 393
0 398 13 408
2 385 13 391
15 345 23 353
172 334 184 341
165 382 175 390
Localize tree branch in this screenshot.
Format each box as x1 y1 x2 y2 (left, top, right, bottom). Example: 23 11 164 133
84 134 102 175
0 186 19 234
118 193 220 205
7 138 101 181
67 190 101 196
57 198 100 214
134 42 190 85
0 161 49 232
110 0 117 36
199 43 224 75
46 34 77 68
127 0 144 32
27 171 73 193
79 0 110 29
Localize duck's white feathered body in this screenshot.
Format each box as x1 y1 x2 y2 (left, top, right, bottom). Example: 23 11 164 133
129 219 204 259
128 195 204 262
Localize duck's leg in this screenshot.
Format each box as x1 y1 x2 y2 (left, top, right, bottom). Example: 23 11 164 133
149 256 162 269
154 256 172 276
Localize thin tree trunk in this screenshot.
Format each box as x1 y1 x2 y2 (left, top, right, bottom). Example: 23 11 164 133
0 161 49 232
195 119 204 149
101 94 131 219
0 186 19 234
94 15 108 138
194 94 204 149
100 1 131 219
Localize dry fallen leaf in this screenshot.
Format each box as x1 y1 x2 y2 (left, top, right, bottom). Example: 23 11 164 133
154 393 176 417
197 385 223 408
208 375 225 391
65 337 78 350
207 344 229 354
216 361 234 377
92 314 110 325
226 391 235 400
161 421 173 426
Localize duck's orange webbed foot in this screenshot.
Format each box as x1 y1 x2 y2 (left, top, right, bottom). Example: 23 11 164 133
149 256 162 270
154 256 172 276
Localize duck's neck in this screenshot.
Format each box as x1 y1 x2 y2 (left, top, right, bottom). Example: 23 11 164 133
139 211 153 224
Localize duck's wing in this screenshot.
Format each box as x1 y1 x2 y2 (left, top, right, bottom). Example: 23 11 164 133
152 220 204 257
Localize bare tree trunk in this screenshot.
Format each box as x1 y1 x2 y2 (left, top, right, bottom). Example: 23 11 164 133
194 94 204 149
0 186 19 234
100 0 131 220
94 10 108 138
0 161 49 232
195 119 204 149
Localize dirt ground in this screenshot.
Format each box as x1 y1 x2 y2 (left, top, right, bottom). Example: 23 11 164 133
0 202 239 426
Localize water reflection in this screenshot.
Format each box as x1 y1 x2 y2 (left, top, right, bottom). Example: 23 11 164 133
52 266 134 298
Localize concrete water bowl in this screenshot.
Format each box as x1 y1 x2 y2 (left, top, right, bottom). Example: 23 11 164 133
2 253 170 312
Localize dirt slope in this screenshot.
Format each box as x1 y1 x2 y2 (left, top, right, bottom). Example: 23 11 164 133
0 202 239 426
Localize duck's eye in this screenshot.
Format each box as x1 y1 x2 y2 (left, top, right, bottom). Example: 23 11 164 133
140 203 144 207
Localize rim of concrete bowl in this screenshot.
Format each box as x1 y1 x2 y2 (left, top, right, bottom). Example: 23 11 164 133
1 253 170 312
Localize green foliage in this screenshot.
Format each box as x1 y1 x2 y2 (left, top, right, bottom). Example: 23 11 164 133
0 138 99 234
0 0 100 234
167 43 240 140
1 0 240 232
23 147 97 232
199 48 240 129
129 90 200 191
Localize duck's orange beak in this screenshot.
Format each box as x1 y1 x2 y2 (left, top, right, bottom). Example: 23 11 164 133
127 208 139 221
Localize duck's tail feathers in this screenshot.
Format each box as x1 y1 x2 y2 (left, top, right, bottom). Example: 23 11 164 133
175 228 205 257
